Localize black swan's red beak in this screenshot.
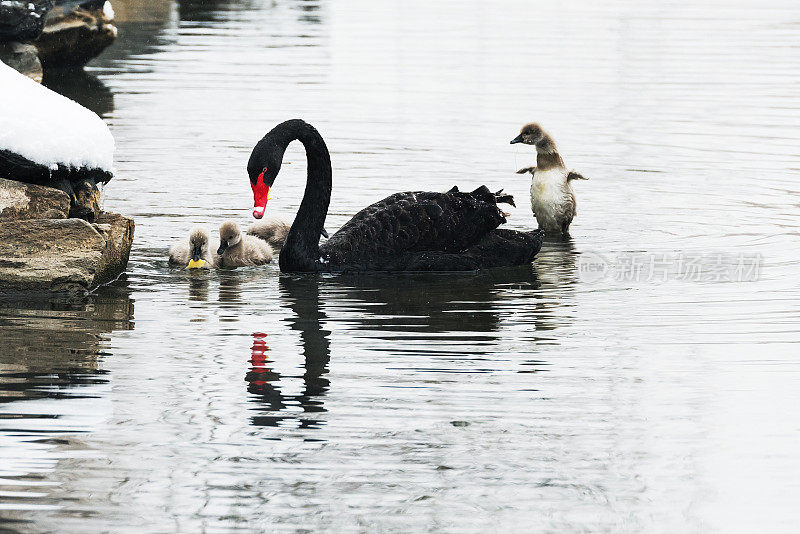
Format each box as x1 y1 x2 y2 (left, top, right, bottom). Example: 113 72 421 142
251 168 270 219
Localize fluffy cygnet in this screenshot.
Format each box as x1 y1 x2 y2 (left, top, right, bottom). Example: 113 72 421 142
217 220 273 268
246 216 291 251
511 123 587 236
169 226 217 269
247 216 330 251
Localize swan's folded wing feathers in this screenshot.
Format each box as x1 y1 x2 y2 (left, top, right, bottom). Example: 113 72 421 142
321 188 507 269
422 202 444 220
392 229 543 271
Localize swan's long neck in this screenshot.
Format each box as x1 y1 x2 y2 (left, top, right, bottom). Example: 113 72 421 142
278 121 332 272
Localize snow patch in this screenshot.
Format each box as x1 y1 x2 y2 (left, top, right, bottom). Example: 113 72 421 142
103 1 114 20
0 62 114 173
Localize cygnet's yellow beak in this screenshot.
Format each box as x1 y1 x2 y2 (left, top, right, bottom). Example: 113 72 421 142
187 259 206 269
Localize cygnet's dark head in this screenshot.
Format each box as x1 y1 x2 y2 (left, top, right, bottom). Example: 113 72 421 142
189 226 210 262
217 221 242 255
510 123 557 153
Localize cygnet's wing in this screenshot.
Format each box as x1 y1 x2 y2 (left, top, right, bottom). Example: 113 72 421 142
168 240 189 265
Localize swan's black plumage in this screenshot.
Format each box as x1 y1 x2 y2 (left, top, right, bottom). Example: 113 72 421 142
248 119 543 273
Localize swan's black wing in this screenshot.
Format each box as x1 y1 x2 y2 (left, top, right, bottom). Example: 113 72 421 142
320 186 537 271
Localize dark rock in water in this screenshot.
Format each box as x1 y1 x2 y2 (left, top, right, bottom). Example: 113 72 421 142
0 0 53 43
0 177 70 220
35 0 117 68
70 175 101 221
0 149 110 221
0 41 42 81
0 210 134 298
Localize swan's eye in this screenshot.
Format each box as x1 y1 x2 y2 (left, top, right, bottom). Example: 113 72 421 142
255 167 268 184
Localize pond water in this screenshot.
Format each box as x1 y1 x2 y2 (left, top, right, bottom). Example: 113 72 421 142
2 0 800 531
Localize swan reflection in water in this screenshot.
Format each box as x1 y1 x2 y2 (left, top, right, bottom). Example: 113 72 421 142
187 272 210 302
246 275 331 430
535 238 580 288
218 271 243 305
328 265 549 339
322 262 575 377
243 255 578 427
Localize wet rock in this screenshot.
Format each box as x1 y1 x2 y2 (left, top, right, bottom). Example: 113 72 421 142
92 211 134 287
0 177 70 220
0 0 53 42
0 211 134 297
35 0 117 68
0 41 42 81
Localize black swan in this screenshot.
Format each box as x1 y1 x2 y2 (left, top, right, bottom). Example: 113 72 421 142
511 122 587 236
248 119 544 272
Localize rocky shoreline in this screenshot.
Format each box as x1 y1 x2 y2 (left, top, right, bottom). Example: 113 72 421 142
0 178 133 298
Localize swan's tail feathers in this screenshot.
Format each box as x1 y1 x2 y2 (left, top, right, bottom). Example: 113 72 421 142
468 185 516 207
448 185 515 207
567 170 588 181
494 189 516 207
470 185 492 198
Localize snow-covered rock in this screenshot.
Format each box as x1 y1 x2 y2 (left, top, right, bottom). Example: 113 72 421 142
0 59 114 172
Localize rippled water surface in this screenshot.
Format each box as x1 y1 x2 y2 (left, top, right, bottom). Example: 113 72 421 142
2 0 800 532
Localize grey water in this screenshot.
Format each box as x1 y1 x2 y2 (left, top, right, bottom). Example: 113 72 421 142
2 0 800 531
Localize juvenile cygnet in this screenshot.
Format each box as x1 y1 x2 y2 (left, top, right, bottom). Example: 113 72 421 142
217 221 273 268
246 216 291 251
247 217 329 251
169 226 218 269
511 123 587 236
